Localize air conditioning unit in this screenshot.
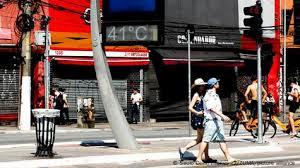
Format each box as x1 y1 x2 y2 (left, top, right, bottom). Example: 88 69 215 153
34 31 51 46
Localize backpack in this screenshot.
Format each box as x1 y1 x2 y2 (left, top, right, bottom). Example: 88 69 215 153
55 93 65 110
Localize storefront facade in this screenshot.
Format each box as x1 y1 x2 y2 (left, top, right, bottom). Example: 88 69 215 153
0 0 281 124
48 49 149 120
149 0 243 119
0 4 22 123
148 0 280 119
41 0 150 121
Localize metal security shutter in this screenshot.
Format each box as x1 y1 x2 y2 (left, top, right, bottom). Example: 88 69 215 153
0 65 20 114
52 78 127 120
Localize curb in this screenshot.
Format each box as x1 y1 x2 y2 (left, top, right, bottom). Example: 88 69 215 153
0 135 259 149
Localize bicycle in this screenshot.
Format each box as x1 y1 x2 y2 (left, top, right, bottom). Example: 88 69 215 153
229 101 260 138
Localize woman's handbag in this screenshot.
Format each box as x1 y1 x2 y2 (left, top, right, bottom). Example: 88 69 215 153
191 100 204 130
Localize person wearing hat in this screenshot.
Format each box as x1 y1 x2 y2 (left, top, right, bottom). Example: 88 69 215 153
196 78 239 164
179 78 215 162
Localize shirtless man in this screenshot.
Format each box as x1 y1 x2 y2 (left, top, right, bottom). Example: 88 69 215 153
244 76 267 126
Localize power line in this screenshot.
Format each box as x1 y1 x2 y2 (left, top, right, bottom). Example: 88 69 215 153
37 1 86 15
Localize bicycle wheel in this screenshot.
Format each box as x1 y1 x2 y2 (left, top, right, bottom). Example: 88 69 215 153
250 124 265 138
229 120 239 136
250 127 258 138
263 120 277 138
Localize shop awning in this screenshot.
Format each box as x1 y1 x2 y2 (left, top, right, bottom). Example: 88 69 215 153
52 57 150 67
49 49 150 67
162 59 244 67
153 49 244 67
153 49 239 60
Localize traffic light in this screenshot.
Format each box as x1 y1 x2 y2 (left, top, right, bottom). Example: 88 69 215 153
243 1 263 40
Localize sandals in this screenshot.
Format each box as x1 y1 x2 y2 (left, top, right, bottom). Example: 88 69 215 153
202 157 217 163
228 159 241 165
290 133 300 138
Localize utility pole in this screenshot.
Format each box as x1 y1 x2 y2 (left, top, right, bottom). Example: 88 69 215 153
256 0 264 144
257 42 264 143
44 22 50 109
186 24 194 137
19 1 32 131
90 0 138 149
243 0 264 144
283 0 287 122
187 29 191 137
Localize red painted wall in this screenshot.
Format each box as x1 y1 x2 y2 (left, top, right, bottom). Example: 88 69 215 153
0 3 19 44
268 0 281 113
240 0 281 110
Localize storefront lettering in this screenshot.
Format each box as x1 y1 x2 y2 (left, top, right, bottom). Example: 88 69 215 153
177 35 216 45
125 52 148 57
55 50 64 56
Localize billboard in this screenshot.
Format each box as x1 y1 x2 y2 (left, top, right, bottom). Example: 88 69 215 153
102 0 164 45
49 0 92 50
48 0 148 55
103 0 163 22
163 0 241 49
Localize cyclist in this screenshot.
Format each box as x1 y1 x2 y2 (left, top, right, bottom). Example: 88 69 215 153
244 76 267 127
236 91 248 122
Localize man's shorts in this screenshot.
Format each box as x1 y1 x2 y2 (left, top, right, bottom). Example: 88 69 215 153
202 118 225 143
247 100 258 118
289 101 300 113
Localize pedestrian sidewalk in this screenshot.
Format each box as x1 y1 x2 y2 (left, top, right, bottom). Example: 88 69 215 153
0 134 299 168
0 121 192 134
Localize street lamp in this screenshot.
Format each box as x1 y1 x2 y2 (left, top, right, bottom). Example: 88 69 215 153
185 24 195 137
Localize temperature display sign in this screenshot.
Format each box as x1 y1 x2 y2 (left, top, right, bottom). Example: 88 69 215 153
104 25 159 44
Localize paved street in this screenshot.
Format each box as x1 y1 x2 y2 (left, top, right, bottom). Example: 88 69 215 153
0 122 300 167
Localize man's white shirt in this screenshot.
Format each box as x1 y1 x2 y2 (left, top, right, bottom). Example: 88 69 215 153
131 93 142 105
203 89 222 121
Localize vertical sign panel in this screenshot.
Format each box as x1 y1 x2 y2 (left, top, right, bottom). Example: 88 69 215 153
108 0 156 13
294 0 300 44
102 0 163 45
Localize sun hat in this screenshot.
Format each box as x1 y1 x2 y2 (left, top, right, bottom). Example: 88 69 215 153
194 78 207 85
207 77 220 87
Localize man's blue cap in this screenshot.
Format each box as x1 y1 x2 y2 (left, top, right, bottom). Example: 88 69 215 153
207 78 220 86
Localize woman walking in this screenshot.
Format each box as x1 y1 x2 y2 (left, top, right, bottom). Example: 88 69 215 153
179 78 216 163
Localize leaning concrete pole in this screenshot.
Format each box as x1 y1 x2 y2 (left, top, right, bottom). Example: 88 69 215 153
19 2 32 131
90 0 138 149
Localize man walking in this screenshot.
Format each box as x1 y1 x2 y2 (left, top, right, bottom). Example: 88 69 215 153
130 88 143 124
60 88 70 125
196 78 239 164
55 88 69 125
